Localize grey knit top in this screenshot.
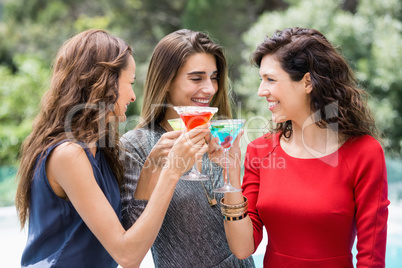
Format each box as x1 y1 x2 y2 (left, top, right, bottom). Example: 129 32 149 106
120 124 255 268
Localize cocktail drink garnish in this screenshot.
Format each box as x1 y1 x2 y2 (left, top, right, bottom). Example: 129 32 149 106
210 119 245 193
167 118 185 131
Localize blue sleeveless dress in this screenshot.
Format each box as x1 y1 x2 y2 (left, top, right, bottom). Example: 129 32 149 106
21 141 121 267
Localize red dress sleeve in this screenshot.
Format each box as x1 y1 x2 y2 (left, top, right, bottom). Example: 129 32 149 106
350 137 389 267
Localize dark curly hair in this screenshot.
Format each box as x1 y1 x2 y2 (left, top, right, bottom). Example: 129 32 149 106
252 27 380 141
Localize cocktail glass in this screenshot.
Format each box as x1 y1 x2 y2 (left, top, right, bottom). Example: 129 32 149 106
173 106 218 181
167 118 185 131
210 119 245 193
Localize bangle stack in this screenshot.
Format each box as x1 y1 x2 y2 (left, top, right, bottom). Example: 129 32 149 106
220 197 248 221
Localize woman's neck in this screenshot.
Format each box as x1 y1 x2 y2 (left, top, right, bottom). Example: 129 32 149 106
281 118 347 159
87 141 97 157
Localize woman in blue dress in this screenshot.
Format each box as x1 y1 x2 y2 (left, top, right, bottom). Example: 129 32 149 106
15 29 209 268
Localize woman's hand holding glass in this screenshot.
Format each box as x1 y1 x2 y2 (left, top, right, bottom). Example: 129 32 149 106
135 126 209 200
164 124 210 178
226 129 243 189
134 131 182 200
146 130 182 170
208 130 244 188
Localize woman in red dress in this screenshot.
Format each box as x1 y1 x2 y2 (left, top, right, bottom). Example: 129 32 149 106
220 27 389 267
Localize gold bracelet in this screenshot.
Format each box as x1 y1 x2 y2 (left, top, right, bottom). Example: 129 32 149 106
220 197 248 209
223 212 248 221
221 204 249 216
222 211 248 217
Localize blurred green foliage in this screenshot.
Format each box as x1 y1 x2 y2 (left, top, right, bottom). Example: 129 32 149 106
0 0 401 168
0 55 50 165
237 0 402 156
0 166 17 206
0 0 273 166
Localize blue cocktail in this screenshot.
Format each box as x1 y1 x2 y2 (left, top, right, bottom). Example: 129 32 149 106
210 119 245 193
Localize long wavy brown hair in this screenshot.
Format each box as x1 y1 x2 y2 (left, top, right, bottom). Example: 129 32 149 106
252 27 381 141
16 29 132 228
137 29 232 129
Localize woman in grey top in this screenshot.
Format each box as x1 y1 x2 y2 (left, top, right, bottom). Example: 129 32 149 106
120 29 255 268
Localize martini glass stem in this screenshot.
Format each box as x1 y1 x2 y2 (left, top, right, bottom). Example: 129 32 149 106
224 148 231 187
190 163 199 175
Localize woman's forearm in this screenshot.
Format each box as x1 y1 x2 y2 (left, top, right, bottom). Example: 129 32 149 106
134 158 161 200
117 167 181 267
222 166 255 259
222 191 255 259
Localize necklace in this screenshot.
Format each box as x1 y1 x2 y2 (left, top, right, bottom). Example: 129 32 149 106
201 161 217 207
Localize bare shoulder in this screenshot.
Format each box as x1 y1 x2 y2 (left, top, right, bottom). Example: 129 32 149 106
48 142 88 165
46 142 90 199
47 142 95 175
46 142 95 198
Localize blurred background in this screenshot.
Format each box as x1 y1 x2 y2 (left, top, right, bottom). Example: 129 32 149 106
0 0 401 267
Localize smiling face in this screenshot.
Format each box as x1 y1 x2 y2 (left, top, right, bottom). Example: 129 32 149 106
115 55 136 122
258 54 312 125
167 53 218 109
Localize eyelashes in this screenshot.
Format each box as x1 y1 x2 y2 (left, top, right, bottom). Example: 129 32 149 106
189 76 219 82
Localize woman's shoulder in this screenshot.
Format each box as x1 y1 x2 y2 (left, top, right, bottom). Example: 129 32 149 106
343 135 383 153
248 132 279 147
44 142 94 190
120 125 165 154
122 125 164 141
48 142 89 165
340 135 385 166
121 128 150 145
122 127 148 139
245 132 280 157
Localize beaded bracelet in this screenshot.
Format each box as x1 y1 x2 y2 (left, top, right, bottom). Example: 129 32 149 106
223 212 248 221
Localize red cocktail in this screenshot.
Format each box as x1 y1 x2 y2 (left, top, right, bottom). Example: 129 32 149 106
180 112 214 130
173 106 218 181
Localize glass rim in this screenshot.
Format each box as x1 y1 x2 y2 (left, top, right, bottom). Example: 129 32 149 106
167 118 182 122
173 106 218 114
210 119 245 126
